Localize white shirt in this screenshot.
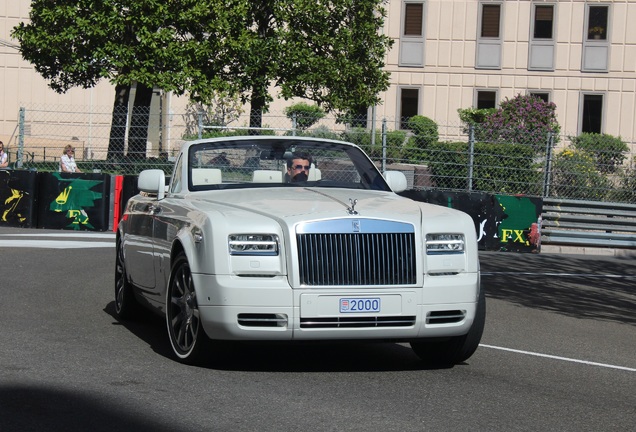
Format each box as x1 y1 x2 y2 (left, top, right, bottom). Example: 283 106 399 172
60 154 78 172
0 151 7 168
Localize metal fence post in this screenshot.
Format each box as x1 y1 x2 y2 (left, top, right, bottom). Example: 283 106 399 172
381 118 387 173
370 106 376 148
467 124 475 191
291 113 297 136
197 110 203 140
543 132 554 197
17 107 25 168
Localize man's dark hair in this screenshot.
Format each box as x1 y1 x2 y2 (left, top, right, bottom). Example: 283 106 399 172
286 152 312 168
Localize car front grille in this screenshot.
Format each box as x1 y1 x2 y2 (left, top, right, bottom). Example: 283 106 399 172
297 232 417 286
300 315 416 328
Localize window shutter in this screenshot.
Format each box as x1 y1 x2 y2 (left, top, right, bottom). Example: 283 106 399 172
404 4 423 36
481 5 500 38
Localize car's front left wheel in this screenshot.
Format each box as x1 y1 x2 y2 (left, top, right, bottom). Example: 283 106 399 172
166 252 210 365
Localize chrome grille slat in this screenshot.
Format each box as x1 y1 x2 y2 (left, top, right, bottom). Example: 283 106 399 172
297 232 416 286
300 315 416 329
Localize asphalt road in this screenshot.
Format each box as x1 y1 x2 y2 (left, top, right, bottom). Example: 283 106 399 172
0 227 634 431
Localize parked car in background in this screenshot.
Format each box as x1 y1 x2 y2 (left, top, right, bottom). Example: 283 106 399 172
115 136 484 366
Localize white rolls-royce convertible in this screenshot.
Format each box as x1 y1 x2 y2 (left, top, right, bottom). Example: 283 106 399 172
115 136 484 366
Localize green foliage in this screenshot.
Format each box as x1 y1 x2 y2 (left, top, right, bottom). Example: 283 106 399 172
284 103 325 130
614 164 636 203
479 94 560 152
425 141 541 194
568 132 629 174
550 149 610 200
406 116 439 148
341 127 407 162
457 107 497 126
299 125 341 140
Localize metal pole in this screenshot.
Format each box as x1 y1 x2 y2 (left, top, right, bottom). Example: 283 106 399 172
381 118 387 172
292 113 297 136
543 132 554 197
468 124 475 191
370 106 376 148
17 107 25 168
197 109 203 140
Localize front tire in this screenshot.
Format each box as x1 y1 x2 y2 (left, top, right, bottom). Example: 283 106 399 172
115 238 139 319
411 287 486 367
166 252 210 365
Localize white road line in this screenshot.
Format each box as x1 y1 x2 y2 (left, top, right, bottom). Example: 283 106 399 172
480 344 636 372
0 240 114 249
0 233 115 238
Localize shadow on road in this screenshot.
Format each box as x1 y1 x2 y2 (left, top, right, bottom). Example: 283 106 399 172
480 252 636 326
0 384 185 432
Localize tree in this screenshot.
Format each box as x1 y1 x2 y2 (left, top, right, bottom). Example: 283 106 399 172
187 0 393 130
13 0 393 155
12 0 225 160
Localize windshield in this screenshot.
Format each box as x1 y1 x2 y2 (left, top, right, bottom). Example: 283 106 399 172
186 137 391 192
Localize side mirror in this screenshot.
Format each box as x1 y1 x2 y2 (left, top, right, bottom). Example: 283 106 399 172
384 171 408 193
138 169 166 200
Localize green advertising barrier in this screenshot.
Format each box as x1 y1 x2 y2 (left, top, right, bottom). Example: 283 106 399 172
399 190 542 253
0 169 38 228
37 172 111 231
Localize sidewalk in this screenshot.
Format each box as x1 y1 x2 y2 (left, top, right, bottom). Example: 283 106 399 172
540 245 636 257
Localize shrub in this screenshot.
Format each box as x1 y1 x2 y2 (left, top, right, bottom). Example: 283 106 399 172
457 107 497 135
284 102 325 131
607 161 636 203
550 149 610 200
425 141 541 194
341 127 407 162
480 94 560 153
406 116 439 148
568 132 629 174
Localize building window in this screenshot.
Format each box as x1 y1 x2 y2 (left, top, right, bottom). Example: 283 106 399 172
404 3 424 36
476 90 497 109
533 5 553 39
587 6 608 40
399 1 426 67
581 94 603 134
481 4 501 38
529 91 550 103
400 88 419 129
476 2 503 69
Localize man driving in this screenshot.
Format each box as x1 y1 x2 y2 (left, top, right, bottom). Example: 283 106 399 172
286 152 312 182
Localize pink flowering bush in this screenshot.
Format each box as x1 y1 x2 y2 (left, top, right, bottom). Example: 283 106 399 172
478 94 560 153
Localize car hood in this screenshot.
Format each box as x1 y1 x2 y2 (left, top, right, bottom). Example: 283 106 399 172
185 187 453 223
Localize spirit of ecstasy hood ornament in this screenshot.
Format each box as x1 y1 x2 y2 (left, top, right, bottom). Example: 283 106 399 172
347 198 358 215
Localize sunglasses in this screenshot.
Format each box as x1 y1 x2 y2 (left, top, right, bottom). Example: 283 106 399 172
292 164 310 171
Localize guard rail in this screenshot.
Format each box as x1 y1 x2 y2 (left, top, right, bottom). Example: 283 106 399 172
541 198 636 249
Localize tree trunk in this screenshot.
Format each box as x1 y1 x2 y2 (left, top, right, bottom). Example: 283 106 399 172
128 83 154 160
107 84 130 161
249 88 266 135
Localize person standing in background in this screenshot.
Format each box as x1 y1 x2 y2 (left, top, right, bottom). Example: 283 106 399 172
0 141 8 168
60 144 82 173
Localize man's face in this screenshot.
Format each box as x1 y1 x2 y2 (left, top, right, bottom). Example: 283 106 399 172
288 158 310 181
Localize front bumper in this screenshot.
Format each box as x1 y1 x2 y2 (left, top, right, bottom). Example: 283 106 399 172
193 273 479 341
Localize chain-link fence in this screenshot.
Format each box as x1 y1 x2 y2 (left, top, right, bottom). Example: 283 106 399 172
5 104 636 203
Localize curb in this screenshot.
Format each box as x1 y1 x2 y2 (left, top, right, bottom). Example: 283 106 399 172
540 245 636 257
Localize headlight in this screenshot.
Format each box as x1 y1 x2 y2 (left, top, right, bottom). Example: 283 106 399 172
228 234 279 256
426 233 465 254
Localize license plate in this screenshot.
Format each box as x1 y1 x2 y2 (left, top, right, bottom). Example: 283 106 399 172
339 298 381 313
